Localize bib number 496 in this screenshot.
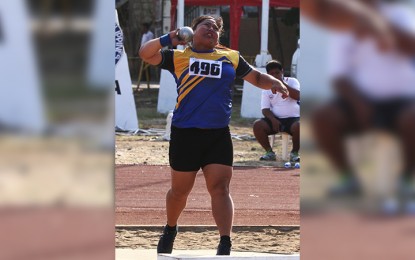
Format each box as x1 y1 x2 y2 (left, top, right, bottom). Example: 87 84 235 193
189 58 222 78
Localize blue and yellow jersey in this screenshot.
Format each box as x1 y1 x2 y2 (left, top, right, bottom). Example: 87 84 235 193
159 47 252 128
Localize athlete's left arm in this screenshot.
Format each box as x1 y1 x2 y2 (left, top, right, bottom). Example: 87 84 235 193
243 69 289 98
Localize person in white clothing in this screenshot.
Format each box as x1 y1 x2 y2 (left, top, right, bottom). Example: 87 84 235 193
309 0 415 202
141 23 154 47
253 60 300 161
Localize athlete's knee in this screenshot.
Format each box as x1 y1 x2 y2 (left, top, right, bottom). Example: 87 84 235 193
207 182 230 197
169 187 191 200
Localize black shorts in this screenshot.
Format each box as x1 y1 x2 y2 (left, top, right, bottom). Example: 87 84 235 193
261 116 299 135
336 97 413 133
169 126 233 171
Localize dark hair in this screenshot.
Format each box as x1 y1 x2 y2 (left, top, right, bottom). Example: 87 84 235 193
191 16 224 37
142 23 150 30
265 60 283 73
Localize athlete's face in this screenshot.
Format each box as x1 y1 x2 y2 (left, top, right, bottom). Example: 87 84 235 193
193 18 220 48
268 68 283 80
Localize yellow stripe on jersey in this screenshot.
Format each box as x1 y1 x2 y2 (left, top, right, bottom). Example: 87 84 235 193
214 49 240 70
178 66 189 80
175 76 206 109
173 52 191 79
178 75 200 94
178 72 191 92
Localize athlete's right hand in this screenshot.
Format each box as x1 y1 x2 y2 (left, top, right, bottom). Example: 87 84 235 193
168 29 188 47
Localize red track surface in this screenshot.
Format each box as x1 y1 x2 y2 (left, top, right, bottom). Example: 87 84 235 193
115 165 299 226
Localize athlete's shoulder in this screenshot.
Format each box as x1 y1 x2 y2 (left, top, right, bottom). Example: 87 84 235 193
214 45 241 67
215 45 239 55
168 47 193 55
215 44 233 51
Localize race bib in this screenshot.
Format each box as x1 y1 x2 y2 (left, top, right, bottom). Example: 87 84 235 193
189 57 222 78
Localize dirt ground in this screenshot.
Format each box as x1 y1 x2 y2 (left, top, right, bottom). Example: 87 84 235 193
115 86 299 255
116 226 300 255
115 127 292 167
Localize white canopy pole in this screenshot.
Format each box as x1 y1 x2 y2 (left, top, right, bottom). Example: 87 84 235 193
260 0 269 58
255 0 272 67
242 0 273 118
177 0 185 50
157 0 184 113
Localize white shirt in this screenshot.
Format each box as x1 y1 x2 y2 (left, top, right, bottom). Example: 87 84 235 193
261 77 300 118
141 30 154 46
328 2 415 100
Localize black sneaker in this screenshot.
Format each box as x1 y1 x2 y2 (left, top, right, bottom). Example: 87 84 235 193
157 225 178 254
289 152 300 162
259 151 276 161
216 240 232 255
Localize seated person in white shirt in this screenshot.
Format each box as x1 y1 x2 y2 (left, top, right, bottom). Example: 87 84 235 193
253 60 300 161
309 1 415 200
141 22 155 47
